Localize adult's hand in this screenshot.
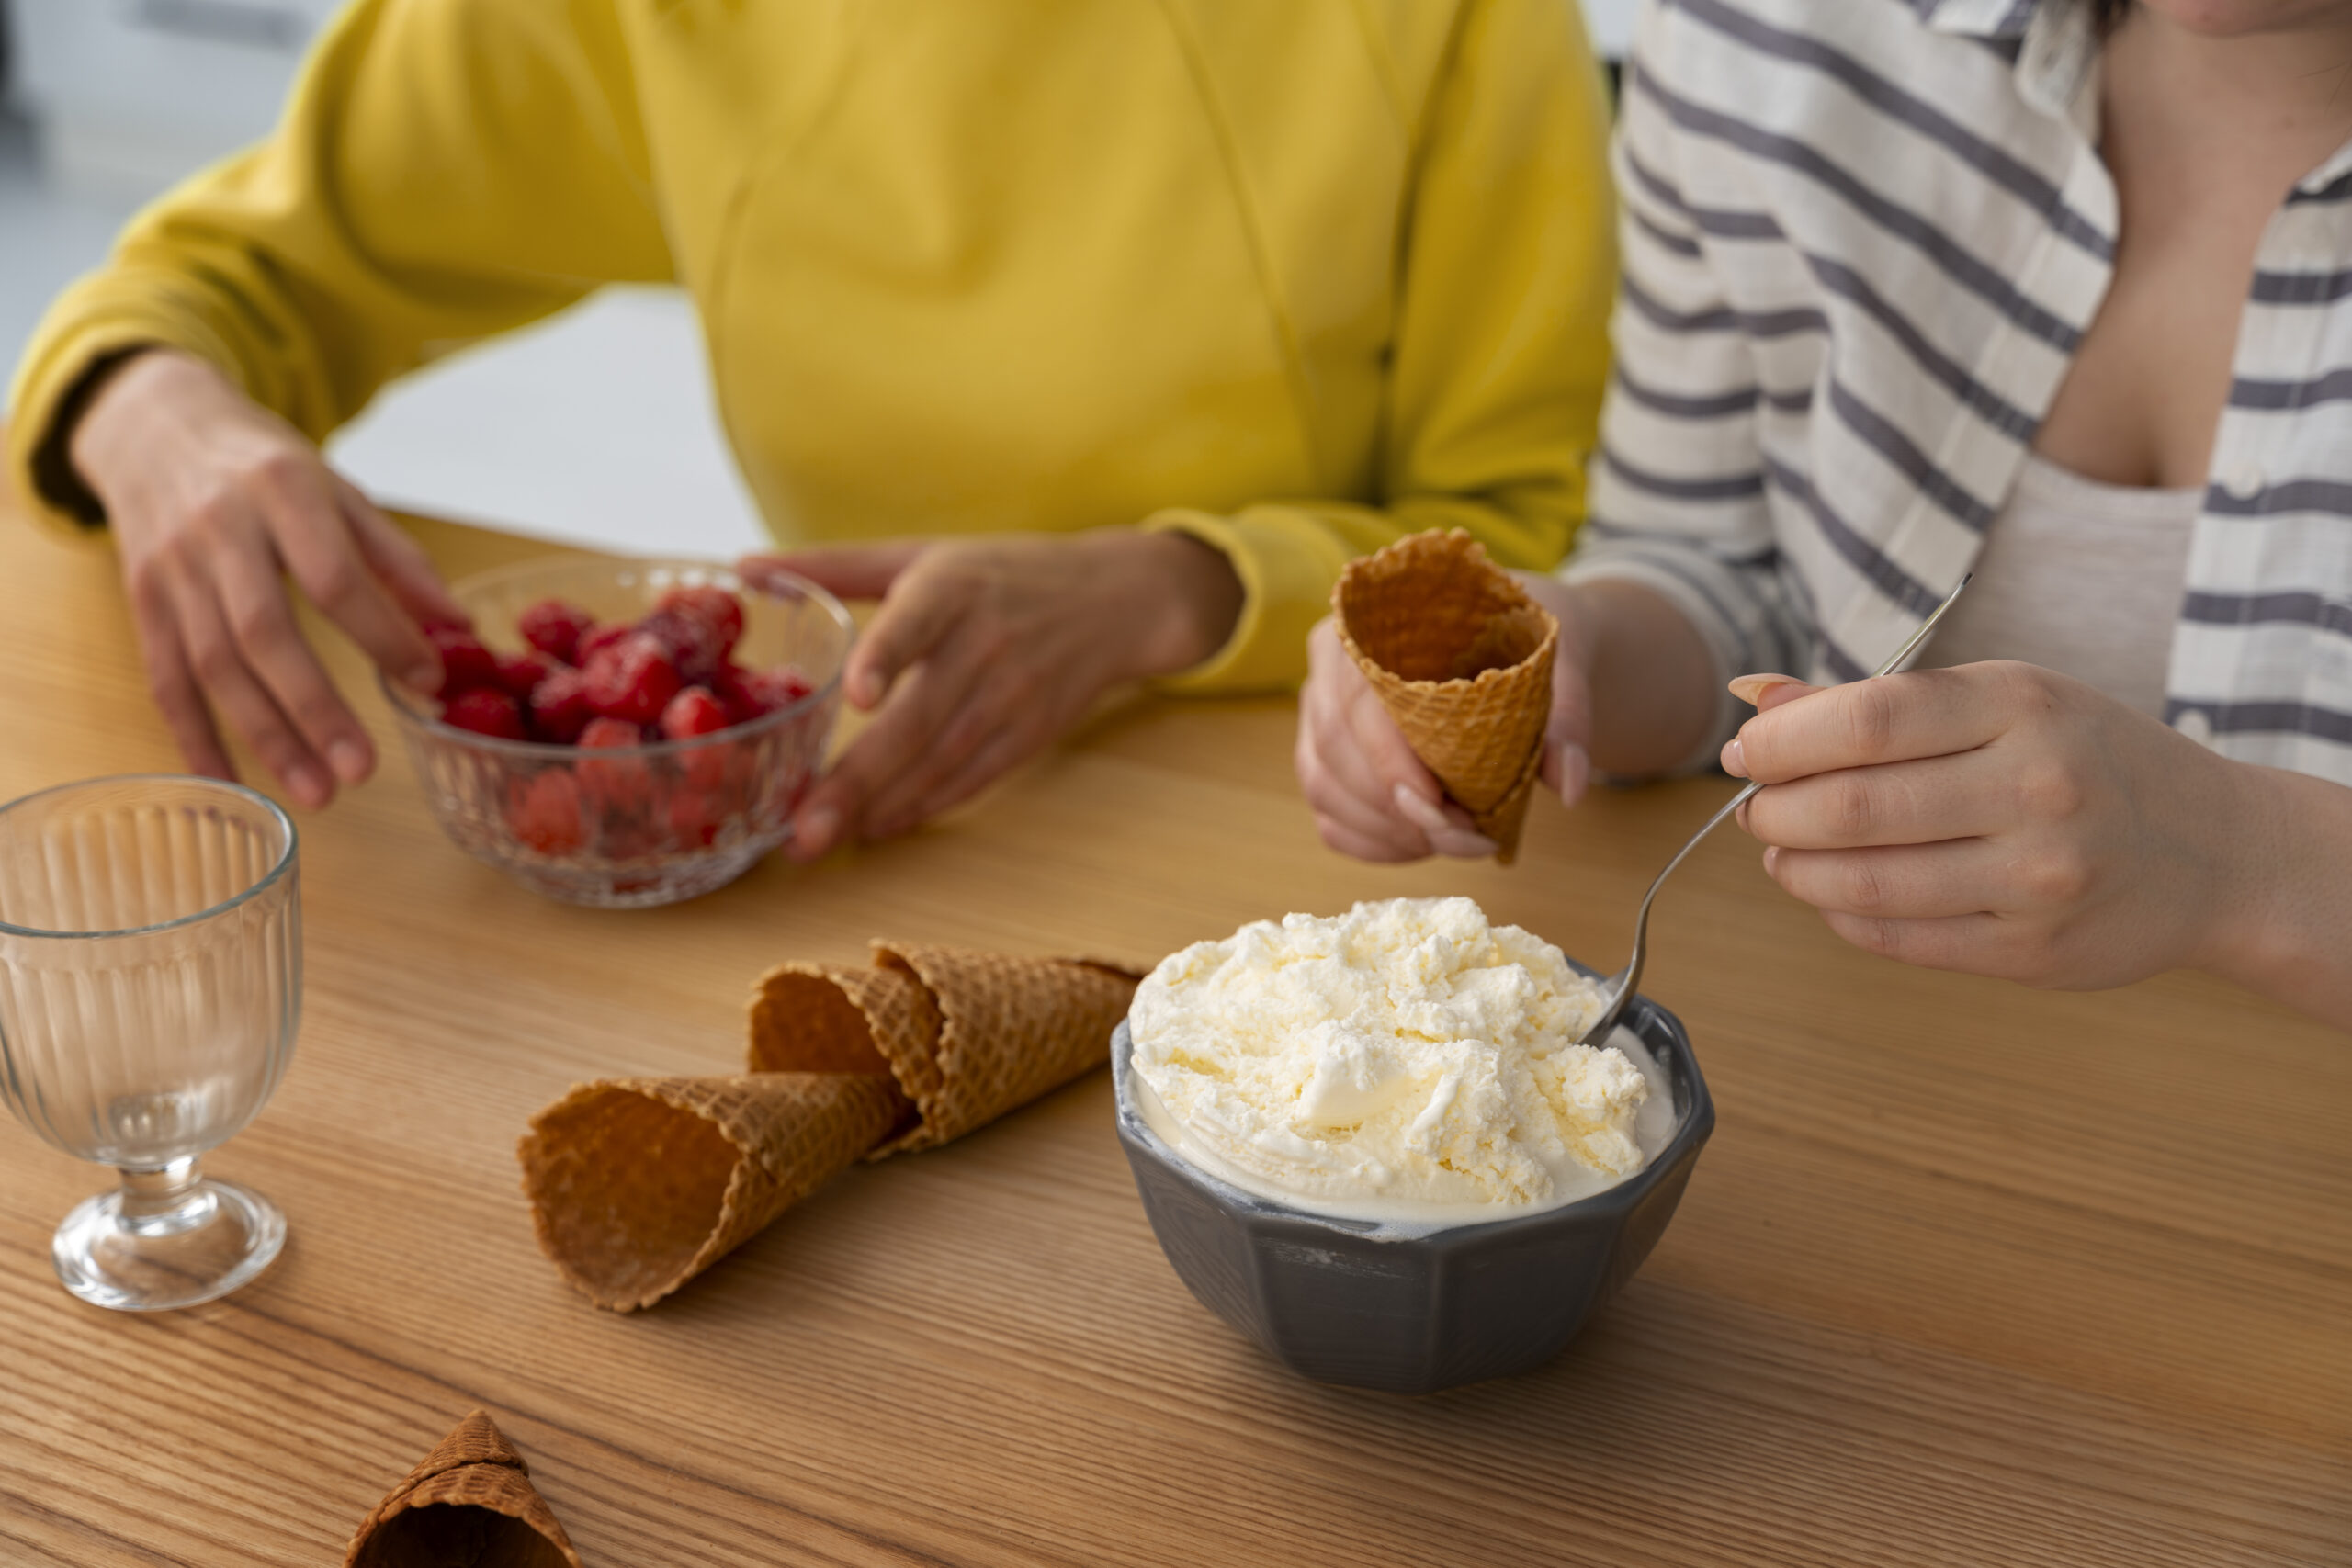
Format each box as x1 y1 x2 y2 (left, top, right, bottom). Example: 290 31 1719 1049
1725 660 2256 990
70 349 465 807
741 528 1242 858
1294 573 1595 863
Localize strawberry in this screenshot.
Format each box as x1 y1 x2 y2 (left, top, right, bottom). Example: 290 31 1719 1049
581 633 682 726
659 686 731 740
657 584 745 656
579 716 643 750
636 608 723 688
494 649 556 700
441 687 526 739
426 625 499 695
575 622 633 665
577 717 651 816
527 666 595 743
715 663 814 724
517 598 596 664
505 769 585 854
664 784 722 850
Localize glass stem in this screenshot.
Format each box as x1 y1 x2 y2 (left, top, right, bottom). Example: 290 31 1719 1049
115 1156 216 1237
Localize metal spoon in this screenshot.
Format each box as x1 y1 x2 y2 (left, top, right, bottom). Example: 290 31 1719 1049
1575 572 1973 1046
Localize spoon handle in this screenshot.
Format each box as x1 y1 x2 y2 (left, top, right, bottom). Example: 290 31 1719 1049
1581 573 1973 1043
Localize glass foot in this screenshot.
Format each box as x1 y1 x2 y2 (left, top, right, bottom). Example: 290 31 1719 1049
52 1160 285 1312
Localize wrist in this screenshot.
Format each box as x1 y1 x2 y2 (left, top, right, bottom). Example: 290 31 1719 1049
1101 527 1243 680
2193 761 2352 1023
66 347 209 510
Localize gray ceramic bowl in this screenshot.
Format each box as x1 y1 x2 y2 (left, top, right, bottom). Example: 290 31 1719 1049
1113 995 1713 1394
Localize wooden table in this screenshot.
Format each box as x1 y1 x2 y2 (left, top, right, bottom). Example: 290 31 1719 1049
0 498 2345 1568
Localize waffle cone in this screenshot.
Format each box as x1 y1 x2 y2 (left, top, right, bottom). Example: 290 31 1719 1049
751 943 1144 1156
517 1072 904 1311
1333 528 1557 863
345 1410 582 1568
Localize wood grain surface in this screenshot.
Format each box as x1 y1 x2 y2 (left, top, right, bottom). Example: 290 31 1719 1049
0 495 2345 1567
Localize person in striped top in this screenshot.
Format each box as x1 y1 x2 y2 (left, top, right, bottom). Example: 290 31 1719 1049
1299 0 2352 1029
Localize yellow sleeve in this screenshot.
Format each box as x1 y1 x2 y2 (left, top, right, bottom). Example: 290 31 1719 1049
6 0 668 534
1148 0 1615 694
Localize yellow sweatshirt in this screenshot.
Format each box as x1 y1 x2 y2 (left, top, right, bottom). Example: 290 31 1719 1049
6 0 1613 692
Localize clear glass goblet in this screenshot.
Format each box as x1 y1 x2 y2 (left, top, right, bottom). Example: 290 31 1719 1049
0 775 300 1311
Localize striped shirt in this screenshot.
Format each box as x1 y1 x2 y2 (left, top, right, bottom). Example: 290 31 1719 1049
1562 0 2352 783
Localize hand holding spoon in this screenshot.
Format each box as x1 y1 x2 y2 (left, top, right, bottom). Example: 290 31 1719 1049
1575 574 1973 1046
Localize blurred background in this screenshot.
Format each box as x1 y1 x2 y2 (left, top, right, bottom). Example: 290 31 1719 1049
0 0 1635 558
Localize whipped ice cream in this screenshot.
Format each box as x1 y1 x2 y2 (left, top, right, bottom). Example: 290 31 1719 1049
1127 897 1672 1227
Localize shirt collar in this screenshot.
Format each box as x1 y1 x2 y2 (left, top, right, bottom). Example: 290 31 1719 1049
1923 0 2097 124
1916 0 2044 39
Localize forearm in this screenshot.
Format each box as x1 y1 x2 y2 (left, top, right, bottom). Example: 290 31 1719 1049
1565 577 1720 777
2208 763 2352 1030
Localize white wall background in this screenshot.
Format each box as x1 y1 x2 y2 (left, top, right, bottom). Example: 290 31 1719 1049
3 0 1640 558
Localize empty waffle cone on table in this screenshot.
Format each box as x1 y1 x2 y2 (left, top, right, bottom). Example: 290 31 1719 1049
1332 528 1559 863
518 943 1143 1310
344 1409 582 1568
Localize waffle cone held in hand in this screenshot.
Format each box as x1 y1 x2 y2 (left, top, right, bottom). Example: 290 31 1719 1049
517 1072 905 1312
345 1410 582 1568
1333 528 1558 863
751 942 1145 1156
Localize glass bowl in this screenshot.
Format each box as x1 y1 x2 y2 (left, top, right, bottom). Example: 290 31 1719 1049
381 556 853 908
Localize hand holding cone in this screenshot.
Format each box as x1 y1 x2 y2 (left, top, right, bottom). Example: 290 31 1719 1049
1332 528 1558 863
519 943 1144 1311
345 1410 581 1568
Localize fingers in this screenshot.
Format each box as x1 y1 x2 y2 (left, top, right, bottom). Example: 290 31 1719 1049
842 556 972 710
1726 666 2010 784
161 558 334 808
888 710 1057 831
741 542 926 604
1296 619 1465 861
210 526 376 787
853 634 1016 836
1542 645 1596 807
786 654 981 860
336 477 469 636
1728 673 1815 713
1391 783 1498 859
1739 745 2019 851
1815 909 2027 981
1762 836 2083 920
125 571 234 782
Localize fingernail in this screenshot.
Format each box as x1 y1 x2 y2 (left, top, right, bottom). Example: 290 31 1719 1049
1728 672 1804 706
1555 742 1590 805
1432 828 1501 859
1762 845 1781 874
1392 783 1453 835
326 739 371 785
288 765 330 808
1722 738 1748 778
796 804 841 855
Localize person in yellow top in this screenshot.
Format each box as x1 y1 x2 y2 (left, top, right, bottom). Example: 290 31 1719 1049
6 0 1614 858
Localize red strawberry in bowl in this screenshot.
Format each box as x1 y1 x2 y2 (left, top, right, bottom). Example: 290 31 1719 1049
441 686 526 740
527 667 595 744
426 625 500 695
657 584 745 656
494 649 556 701
582 634 683 726
505 769 586 854
517 598 596 664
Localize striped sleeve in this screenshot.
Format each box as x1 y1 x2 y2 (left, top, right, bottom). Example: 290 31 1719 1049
1559 8 1809 764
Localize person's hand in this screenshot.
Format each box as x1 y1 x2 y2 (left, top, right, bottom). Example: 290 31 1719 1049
741 528 1242 858
1295 572 1594 862
69 349 465 808
1726 660 2256 989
